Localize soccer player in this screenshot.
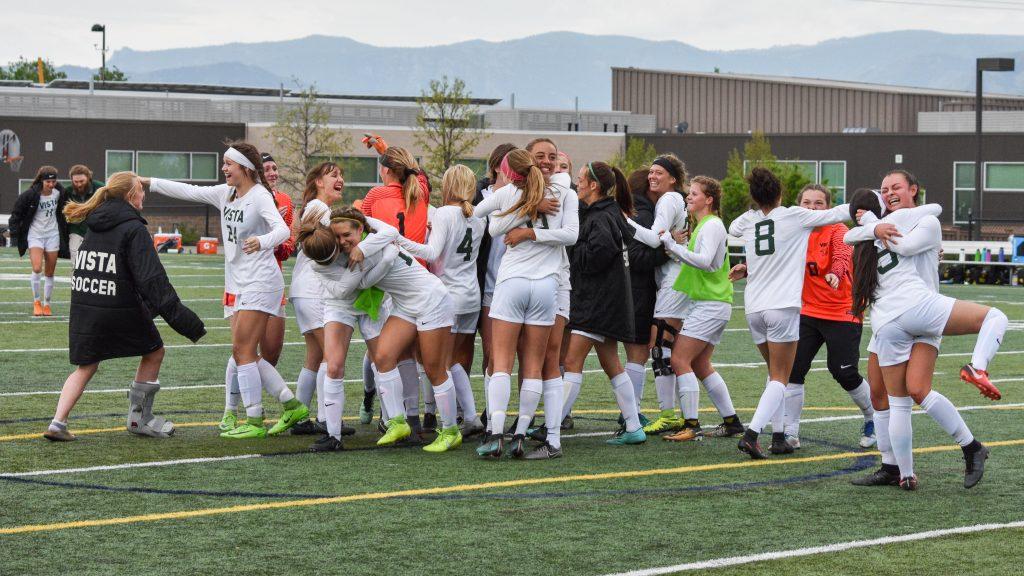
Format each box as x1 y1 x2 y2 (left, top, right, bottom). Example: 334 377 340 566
9 166 69 316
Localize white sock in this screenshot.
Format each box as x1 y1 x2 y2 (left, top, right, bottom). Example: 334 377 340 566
874 409 897 466
675 372 700 421
450 364 477 421
612 372 641 433
561 371 584 420
701 372 736 419
847 379 874 422
296 367 317 408
362 353 376 394
783 383 805 437
654 374 676 412
625 361 646 410
487 372 512 435
483 372 490 416
30 272 41 302
236 361 263 419
324 376 345 439
434 375 458 429
749 380 786 434
920 390 974 446
888 395 914 479
418 362 435 415
43 276 54 304
515 379 544 436
376 364 390 421
224 356 239 411
377 367 405 420
257 358 294 403
972 308 1007 371
543 378 564 449
316 363 327 423
397 359 420 419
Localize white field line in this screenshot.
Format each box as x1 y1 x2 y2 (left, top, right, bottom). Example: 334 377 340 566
0 298 221 306
4 401 1019 478
601 521 1024 575
0 285 227 291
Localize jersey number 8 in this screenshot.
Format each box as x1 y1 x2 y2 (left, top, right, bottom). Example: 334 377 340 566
877 249 899 274
754 220 775 256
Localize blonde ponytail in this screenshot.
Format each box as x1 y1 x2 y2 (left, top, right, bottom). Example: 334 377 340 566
63 171 136 223
442 164 477 218
498 149 548 220
382 147 422 210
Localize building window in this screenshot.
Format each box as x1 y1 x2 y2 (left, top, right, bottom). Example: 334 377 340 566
190 152 219 181
953 162 975 225
985 162 1024 191
741 159 846 203
137 152 190 179
105 150 134 179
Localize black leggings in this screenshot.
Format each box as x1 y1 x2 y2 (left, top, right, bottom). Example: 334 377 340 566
790 315 864 391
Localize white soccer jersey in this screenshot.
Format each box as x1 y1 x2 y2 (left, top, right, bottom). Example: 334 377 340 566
728 204 849 314
539 172 577 294
30 192 60 237
311 217 400 309
289 198 330 300
474 181 578 285
362 244 450 318
480 185 508 296
150 179 289 294
397 205 485 314
843 204 944 330
629 191 688 288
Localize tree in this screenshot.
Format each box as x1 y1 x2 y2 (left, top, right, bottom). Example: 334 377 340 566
0 57 66 82
719 132 814 227
414 76 487 187
269 83 348 197
93 66 127 82
609 137 659 175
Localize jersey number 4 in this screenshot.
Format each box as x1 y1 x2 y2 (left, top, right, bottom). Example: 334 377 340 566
754 220 775 256
456 228 474 262
877 249 899 274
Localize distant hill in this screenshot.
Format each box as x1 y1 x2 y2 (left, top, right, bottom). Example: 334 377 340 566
85 31 1024 108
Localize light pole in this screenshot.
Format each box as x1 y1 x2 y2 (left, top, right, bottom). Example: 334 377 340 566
91 24 106 84
973 57 1015 240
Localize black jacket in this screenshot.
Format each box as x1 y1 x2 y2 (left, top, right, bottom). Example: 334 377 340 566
624 191 668 344
68 199 205 365
8 182 70 258
473 180 493 295
568 196 635 342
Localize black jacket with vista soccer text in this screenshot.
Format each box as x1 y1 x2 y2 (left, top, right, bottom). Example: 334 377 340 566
68 198 205 365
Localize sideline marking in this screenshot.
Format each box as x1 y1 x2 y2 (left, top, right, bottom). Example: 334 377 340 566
600 520 1024 575
1 439 1021 536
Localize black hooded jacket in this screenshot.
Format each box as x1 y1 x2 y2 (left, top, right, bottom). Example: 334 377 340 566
68 199 205 365
624 191 668 344
568 196 635 342
8 182 70 258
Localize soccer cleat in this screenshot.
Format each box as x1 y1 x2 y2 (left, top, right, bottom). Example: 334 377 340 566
524 443 563 460
340 423 356 437
313 420 328 435
476 433 504 459
267 404 310 436
638 413 652 428
560 414 574 430
859 420 877 448
359 404 374 425
32 300 42 317
459 417 485 438
42 428 76 442
289 419 320 436
899 475 918 491
785 434 801 450
704 420 746 438
960 364 1001 401
642 410 684 435
508 434 527 459
42 304 52 316
770 438 795 455
527 426 548 442
663 424 702 442
851 467 900 487
310 435 344 452
422 412 438 432
423 425 463 453
217 411 239 432
377 416 389 435
376 415 412 446
738 433 767 460
220 422 267 439
964 444 990 489
607 428 646 445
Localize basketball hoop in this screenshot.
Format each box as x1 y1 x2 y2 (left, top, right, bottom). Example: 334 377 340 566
1 129 23 172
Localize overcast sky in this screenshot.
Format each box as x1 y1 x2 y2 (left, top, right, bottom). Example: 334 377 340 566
8 0 1024 68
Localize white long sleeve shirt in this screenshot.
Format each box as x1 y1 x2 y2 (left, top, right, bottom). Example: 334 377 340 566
289 198 330 300
728 204 850 314
661 217 731 319
628 191 688 289
311 217 401 310
397 205 485 314
150 179 289 294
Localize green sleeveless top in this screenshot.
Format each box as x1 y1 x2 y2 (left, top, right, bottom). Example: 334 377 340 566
673 215 733 304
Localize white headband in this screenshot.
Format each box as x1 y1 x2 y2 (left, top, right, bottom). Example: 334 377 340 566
873 190 888 218
224 147 255 171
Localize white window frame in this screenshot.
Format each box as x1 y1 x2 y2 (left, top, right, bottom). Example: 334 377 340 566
134 150 221 181
819 160 847 204
953 161 975 225
105 149 136 179
189 152 220 182
983 161 1024 193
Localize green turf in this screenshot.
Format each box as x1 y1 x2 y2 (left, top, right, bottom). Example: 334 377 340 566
1 247 1023 575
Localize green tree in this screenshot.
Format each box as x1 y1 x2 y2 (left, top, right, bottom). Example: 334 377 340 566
719 132 813 227
0 57 66 82
609 137 659 175
414 76 487 187
93 66 127 82
269 83 348 197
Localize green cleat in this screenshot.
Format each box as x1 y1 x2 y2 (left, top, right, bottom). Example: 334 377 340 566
359 404 373 425
638 413 652 428
642 410 684 435
476 433 504 459
607 428 646 445
220 422 267 439
423 425 463 453
267 403 310 436
377 415 412 446
217 411 238 432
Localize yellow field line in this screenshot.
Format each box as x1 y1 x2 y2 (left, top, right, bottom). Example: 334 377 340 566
3 438 1023 536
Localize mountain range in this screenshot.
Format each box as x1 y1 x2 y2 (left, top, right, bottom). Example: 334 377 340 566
57 31 1024 109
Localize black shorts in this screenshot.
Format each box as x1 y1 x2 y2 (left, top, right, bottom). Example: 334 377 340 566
790 314 864 390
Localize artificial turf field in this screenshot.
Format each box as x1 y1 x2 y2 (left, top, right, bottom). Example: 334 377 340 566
0 248 1023 576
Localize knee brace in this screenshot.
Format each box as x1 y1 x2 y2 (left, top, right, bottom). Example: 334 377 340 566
651 320 678 377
